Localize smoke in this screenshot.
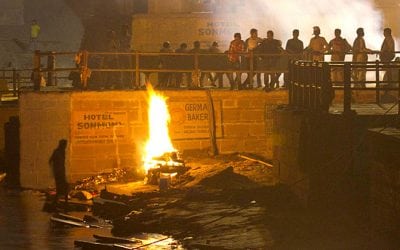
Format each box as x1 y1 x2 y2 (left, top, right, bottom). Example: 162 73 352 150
216 0 385 51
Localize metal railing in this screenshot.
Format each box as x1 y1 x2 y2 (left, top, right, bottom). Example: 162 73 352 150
288 60 400 115
30 50 298 90
2 50 400 114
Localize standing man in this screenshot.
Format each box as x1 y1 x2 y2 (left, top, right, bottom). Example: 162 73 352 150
352 27 372 88
307 26 328 61
256 30 284 90
227 33 245 90
284 29 304 87
30 19 41 51
49 139 68 209
208 41 224 88
159 41 174 88
175 43 189 88
328 28 352 84
244 28 263 88
189 40 206 87
380 28 395 83
380 28 395 63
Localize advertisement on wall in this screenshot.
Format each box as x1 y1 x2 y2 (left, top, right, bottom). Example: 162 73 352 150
169 100 222 139
72 111 128 145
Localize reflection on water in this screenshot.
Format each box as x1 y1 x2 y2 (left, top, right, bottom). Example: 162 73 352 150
0 189 182 249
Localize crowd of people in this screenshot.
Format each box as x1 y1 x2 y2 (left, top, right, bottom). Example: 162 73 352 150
151 26 396 91
81 26 396 91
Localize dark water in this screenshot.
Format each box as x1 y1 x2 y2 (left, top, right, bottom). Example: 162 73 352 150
0 189 181 250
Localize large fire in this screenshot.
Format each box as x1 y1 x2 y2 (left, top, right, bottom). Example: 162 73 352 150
143 84 176 174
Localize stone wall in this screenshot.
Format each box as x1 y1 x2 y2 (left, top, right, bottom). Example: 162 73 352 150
0 105 19 150
19 89 287 189
19 92 71 189
131 13 241 51
367 129 400 244
273 110 371 211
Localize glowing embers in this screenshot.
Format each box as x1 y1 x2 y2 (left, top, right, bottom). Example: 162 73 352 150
142 84 184 185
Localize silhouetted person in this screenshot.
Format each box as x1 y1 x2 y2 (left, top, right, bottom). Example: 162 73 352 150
175 42 189 88
227 33 245 90
30 19 40 51
189 40 206 87
284 29 304 87
256 30 283 90
207 41 224 88
328 28 352 84
244 28 263 88
159 41 174 88
380 28 395 83
4 116 20 188
49 139 68 208
352 27 372 88
306 26 328 61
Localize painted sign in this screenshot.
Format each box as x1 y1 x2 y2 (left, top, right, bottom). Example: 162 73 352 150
169 100 221 139
198 21 240 39
72 111 128 144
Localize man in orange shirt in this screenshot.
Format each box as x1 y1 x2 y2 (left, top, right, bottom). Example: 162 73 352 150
227 33 245 90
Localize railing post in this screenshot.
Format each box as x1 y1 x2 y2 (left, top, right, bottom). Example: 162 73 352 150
300 61 306 107
314 62 320 109
343 62 352 114
193 52 200 87
319 62 332 112
80 50 89 89
33 50 41 91
398 69 400 116
47 51 55 86
288 61 293 106
249 50 254 87
135 51 139 88
312 62 317 109
12 69 17 97
375 60 380 105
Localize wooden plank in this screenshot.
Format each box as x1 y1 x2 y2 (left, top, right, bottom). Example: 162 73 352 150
93 234 142 244
74 240 133 250
50 216 90 228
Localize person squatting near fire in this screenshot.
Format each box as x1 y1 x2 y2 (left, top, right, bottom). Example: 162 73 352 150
49 139 69 210
328 29 352 84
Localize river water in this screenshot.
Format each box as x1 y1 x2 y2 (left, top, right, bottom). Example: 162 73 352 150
0 189 181 250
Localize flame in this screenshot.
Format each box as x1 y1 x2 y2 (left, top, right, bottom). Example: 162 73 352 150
143 84 175 173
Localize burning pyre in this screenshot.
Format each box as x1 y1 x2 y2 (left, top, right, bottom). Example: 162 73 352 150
142 84 184 185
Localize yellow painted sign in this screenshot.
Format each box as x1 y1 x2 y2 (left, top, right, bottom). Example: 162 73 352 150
169 101 221 139
72 111 128 144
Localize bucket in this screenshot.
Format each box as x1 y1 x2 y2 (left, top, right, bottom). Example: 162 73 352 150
159 177 169 191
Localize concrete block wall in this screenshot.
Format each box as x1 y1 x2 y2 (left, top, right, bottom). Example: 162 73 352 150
19 92 71 189
272 109 309 203
367 130 400 240
0 106 19 150
19 89 288 189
